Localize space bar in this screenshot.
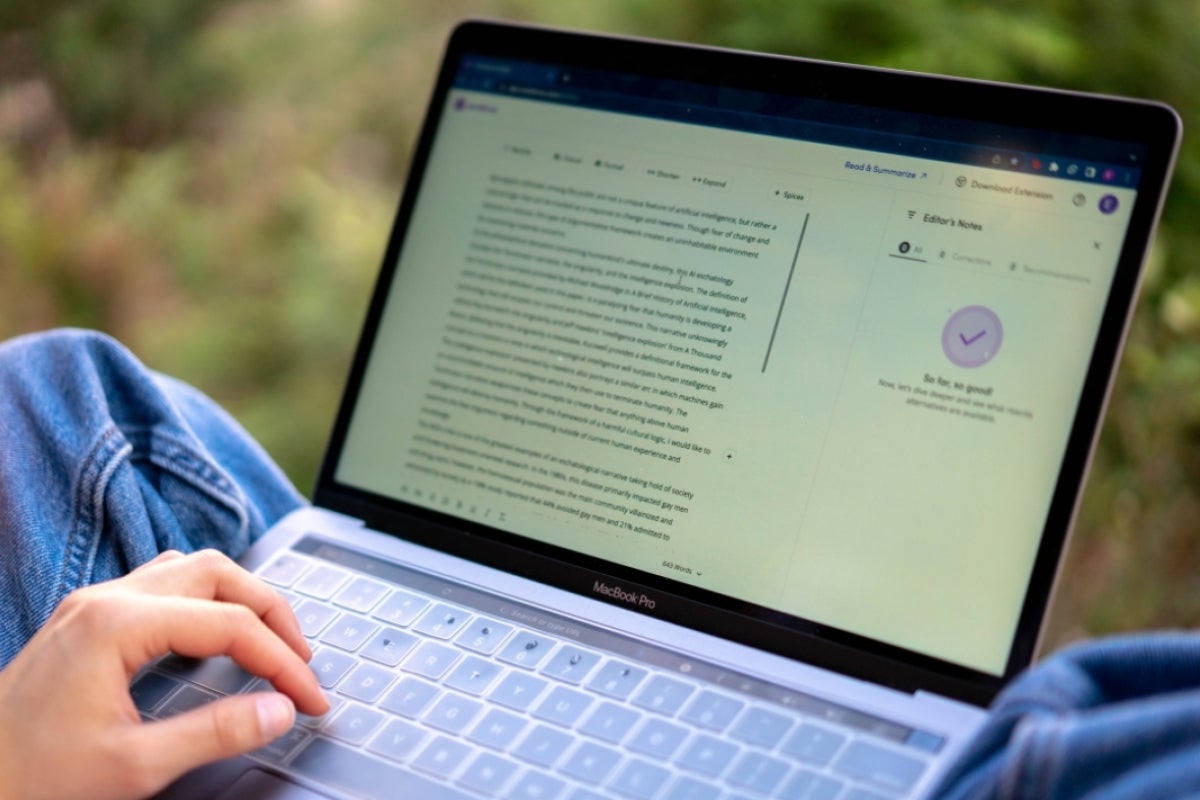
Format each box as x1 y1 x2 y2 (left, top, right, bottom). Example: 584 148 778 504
289 738 474 800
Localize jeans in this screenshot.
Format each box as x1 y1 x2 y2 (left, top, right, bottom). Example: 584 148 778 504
933 632 1200 799
0 329 304 669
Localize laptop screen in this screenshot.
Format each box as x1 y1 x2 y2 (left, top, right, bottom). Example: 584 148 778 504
326 24 1177 691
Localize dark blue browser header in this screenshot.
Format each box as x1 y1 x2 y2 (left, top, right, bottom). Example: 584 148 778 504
453 55 1144 188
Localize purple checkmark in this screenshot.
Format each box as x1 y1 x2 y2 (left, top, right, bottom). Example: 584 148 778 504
943 305 1003 368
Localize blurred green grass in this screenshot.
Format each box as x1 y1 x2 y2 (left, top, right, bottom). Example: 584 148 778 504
1 0 1198 656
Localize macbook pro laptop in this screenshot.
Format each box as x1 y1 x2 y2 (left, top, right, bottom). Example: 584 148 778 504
145 19 1180 799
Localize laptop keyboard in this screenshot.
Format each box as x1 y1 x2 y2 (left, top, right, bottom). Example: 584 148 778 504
132 544 939 799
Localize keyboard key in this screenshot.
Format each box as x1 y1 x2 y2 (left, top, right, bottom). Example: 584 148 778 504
569 790 609 800
159 655 257 695
320 613 379 652
425 693 485 735
444 655 504 696
632 675 694 716
498 631 558 670
730 706 794 748
676 734 739 778
413 603 472 639
130 671 181 713
251 724 311 764
560 740 622 784
368 718 427 763
680 690 744 731
781 769 844 800
781 723 847 766
628 718 688 759
457 617 515 654
579 702 640 744
843 790 892 800
587 660 648 700
511 769 566 800
334 576 390 612
372 588 430 626
325 703 385 745
459 751 520 796
295 600 340 638
297 693 343 727
290 737 474 799
541 645 601 685
309 648 356 689
468 708 530 750
338 662 395 703
490 671 550 711
413 735 473 780
609 758 670 799
833 741 926 795
403 640 460 680
533 686 594 727
258 553 310 587
727 751 790 794
360 627 419 666
514 724 573 768
661 776 721 800
156 684 217 718
294 565 350 600
379 677 439 718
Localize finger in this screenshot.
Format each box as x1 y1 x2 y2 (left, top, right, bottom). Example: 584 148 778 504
131 550 186 573
127 692 295 792
125 550 311 661
121 596 326 715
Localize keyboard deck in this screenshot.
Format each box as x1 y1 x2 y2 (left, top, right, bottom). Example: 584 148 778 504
132 539 941 799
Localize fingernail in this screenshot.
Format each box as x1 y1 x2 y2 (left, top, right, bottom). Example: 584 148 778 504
256 694 294 739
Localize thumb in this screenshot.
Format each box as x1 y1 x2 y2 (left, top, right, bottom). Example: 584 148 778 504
132 693 295 788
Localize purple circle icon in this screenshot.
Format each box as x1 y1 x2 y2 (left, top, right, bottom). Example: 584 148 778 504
1099 194 1119 214
942 305 1003 368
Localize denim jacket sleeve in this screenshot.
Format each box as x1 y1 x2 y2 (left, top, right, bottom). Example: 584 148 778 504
0 329 305 668
934 632 1200 800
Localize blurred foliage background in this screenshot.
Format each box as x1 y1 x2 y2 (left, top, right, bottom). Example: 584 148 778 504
1 0 1197 657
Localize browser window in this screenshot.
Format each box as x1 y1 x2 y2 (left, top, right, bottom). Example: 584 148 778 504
337 62 1140 674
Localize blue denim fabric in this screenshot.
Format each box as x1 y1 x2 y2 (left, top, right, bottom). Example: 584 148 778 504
934 632 1200 799
0 329 304 669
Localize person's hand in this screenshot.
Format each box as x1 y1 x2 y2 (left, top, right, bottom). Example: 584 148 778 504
0 549 329 800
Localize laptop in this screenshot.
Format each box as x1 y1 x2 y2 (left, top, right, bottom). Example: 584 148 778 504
145 19 1180 800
